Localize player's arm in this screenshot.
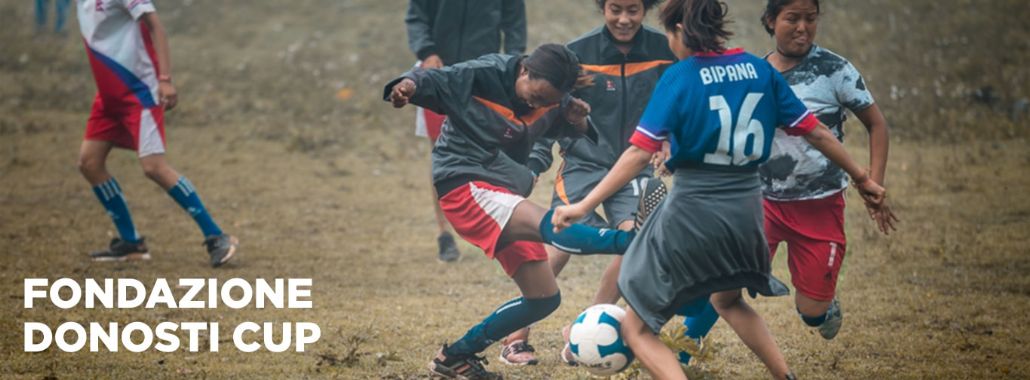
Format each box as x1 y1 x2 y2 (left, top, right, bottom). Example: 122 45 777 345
500 0 527 55
854 103 890 186
405 0 442 68
140 12 176 110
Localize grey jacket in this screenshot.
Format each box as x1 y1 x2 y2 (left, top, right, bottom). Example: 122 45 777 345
528 26 676 175
405 0 526 64
383 54 597 197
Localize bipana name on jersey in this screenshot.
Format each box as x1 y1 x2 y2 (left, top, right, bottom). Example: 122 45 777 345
700 62 759 85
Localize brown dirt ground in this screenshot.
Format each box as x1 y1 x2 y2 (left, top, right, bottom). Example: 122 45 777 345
0 0 1027 379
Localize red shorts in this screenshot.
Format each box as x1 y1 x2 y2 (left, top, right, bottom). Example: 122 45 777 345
439 181 548 277
764 191 847 301
84 94 166 157
415 106 445 142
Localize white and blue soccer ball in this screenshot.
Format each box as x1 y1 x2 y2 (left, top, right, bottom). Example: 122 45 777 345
569 304 634 376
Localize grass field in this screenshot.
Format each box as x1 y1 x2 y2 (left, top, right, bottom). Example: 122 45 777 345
1 0 1028 378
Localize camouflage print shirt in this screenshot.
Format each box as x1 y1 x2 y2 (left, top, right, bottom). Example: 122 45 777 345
759 45 874 201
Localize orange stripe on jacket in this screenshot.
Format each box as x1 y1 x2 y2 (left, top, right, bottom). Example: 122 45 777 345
581 60 673 77
473 96 555 126
554 159 571 205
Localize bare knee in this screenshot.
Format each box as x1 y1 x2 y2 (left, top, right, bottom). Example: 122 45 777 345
77 153 107 182
139 155 178 187
709 290 743 312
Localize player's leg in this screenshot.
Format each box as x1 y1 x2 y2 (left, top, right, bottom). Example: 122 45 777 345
709 290 793 379
54 0 69 33
34 0 47 32
432 253 559 377
503 200 633 255
676 298 719 364
789 237 845 339
80 139 149 261
129 106 236 266
417 107 459 262
779 193 847 339
621 305 687 380
81 97 149 260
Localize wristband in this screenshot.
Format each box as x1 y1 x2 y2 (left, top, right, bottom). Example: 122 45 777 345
158 75 172 83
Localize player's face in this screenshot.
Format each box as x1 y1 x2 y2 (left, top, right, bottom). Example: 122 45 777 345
770 0 819 58
516 73 565 109
603 0 646 45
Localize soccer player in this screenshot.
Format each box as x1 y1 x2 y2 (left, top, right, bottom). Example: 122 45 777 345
504 0 677 366
551 0 891 378
405 0 527 263
673 0 898 359
75 0 237 267
385 44 639 380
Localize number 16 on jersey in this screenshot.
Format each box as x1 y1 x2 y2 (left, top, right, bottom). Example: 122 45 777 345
703 93 765 166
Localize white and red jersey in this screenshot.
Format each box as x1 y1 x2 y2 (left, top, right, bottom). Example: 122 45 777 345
77 0 159 107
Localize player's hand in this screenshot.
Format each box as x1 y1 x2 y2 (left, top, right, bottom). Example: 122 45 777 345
652 141 672 177
159 81 178 111
552 203 588 232
864 196 899 235
421 54 443 69
564 97 590 130
389 78 416 108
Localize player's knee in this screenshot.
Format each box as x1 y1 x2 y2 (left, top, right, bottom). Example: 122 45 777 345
524 291 561 321
77 154 103 177
140 159 170 182
709 290 742 311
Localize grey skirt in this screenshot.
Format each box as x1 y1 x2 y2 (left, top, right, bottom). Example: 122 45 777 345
618 168 789 333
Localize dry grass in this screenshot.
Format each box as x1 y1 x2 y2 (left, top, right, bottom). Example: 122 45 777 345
0 0 1027 379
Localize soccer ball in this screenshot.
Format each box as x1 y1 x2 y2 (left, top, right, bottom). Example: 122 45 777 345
569 304 634 376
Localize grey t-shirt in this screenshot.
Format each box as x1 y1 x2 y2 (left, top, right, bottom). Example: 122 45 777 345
759 45 874 201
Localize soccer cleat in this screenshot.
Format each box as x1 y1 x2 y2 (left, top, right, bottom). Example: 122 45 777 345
429 345 503 379
817 298 843 340
559 324 577 366
204 234 238 268
634 178 668 232
438 233 461 263
498 340 538 366
90 237 150 262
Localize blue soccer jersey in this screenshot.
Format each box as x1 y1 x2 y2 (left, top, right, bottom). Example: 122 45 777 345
629 48 818 171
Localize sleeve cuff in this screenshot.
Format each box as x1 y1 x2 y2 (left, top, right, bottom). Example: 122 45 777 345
785 113 819 136
629 130 663 153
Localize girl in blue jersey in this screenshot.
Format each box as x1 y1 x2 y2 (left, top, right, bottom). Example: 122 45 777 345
552 0 889 378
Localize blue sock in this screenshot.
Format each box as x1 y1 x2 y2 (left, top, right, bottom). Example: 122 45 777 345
538 210 634 254
92 178 140 243
167 177 223 238
800 308 828 327
676 297 720 364
446 293 561 357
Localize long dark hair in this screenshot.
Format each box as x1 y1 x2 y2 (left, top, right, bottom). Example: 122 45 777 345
522 43 582 92
761 0 820 35
659 0 732 54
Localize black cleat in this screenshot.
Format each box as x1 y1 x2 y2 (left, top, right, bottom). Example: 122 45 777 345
429 345 503 379
90 237 150 262
204 234 238 268
438 233 461 263
634 178 668 232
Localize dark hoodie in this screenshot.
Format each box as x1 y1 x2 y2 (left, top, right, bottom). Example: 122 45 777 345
405 0 527 64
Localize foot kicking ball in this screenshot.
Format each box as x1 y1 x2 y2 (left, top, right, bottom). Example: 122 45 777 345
569 304 634 376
